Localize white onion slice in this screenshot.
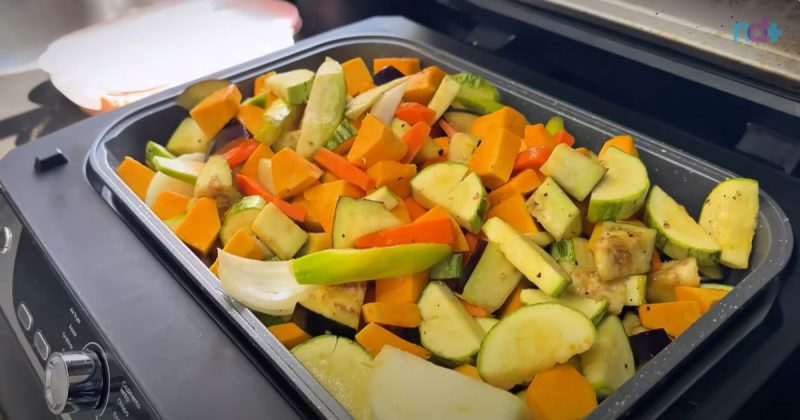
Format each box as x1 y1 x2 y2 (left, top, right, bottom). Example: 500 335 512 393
370 81 409 125
217 250 316 316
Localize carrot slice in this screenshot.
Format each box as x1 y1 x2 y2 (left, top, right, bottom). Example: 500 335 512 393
400 121 431 164
513 146 551 172
313 148 374 192
461 299 492 318
222 138 260 167
354 218 453 248
395 103 436 126
554 130 575 146
234 174 306 222
404 197 428 221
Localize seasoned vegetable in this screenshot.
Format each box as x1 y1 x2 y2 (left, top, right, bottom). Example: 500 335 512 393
698 178 759 269
580 315 634 397
590 221 656 281
264 69 314 105
588 146 649 222
293 283 367 336
189 84 241 139
296 59 346 158
540 143 606 201
478 303 596 390
461 241 523 312
519 289 608 325
525 364 597 420
418 281 485 364
638 301 702 337
646 257 701 302
527 177 582 241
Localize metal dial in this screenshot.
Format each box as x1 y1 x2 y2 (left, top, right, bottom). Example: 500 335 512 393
44 350 104 414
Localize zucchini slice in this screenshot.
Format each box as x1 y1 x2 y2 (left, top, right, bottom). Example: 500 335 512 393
461 241 523 312
698 178 759 269
588 146 649 222
580 315 635 397
220 196 266 245
519 289 609 324
477 303 596 390
418 282 485 364
292 336 372 420
332 197 401 248
645 185 721 265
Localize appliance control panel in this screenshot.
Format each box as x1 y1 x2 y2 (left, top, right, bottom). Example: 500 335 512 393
0 192 155 419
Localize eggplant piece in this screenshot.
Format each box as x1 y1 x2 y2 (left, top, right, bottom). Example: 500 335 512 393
628 328 672 365
373 66 405 85
291 283 368 338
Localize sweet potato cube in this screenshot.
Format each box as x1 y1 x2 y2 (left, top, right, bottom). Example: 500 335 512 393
469 128 521 188
271 148 324 199
116 156 154 201
471 106 526 139
190 84 242 139
342 57 375 97
175 197 220 255
303 180 364 233
403 66 446 104
366 161 417 198
348 114 407 168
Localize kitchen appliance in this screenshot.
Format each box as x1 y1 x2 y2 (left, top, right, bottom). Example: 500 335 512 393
0 16 796 419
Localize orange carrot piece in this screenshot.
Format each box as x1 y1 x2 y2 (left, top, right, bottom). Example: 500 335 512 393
235 174 306 222
222 138 260 167
461 299 492 318
375 271 429 304
404 197 428 221
116 157 154 201
151 191 191 220
268 322 311 349
271 148 324 199
554 130 575 146
639 301 702 337
239 143 274 179
313 148 375 192
395 103 436 126
400 121 432 164
514 146 551 173
356 322 430 359
526 364 597 420
599 135 637 157
354 218 453 248
362 302 422 328
675 286 728 314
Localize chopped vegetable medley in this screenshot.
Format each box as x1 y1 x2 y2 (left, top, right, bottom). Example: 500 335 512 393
116 55 760 419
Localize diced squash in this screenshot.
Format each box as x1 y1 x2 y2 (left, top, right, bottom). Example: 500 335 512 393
362 302 422 328
599 135 637 158
290 195 323 232
373 58 421 76
471 106 526 139
391 201 412 224
254 71 276 96
239 144 274 179
303 180 364 233
675 286 728 314
237 104 264 136
342 57 375 97
116 157 155 200
375 271 429 304
488 183 519 207
403 66 446 104
189 84 242 139
509 169 542 195
321 172 339 183
271 148 324 198
151 191 191 220
469 129 522 188
526 364 597 420
174 197 220 254
523 124 559 151
454 364 482 382
348 115 408 168
366 161 417 198
499 283 526 318
639 301 702 337
356 322 430 359
302 231 332 254
416 205 469 253
268 322 311 349
486 193 539 234
209 228 267 274
404 197 428 221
